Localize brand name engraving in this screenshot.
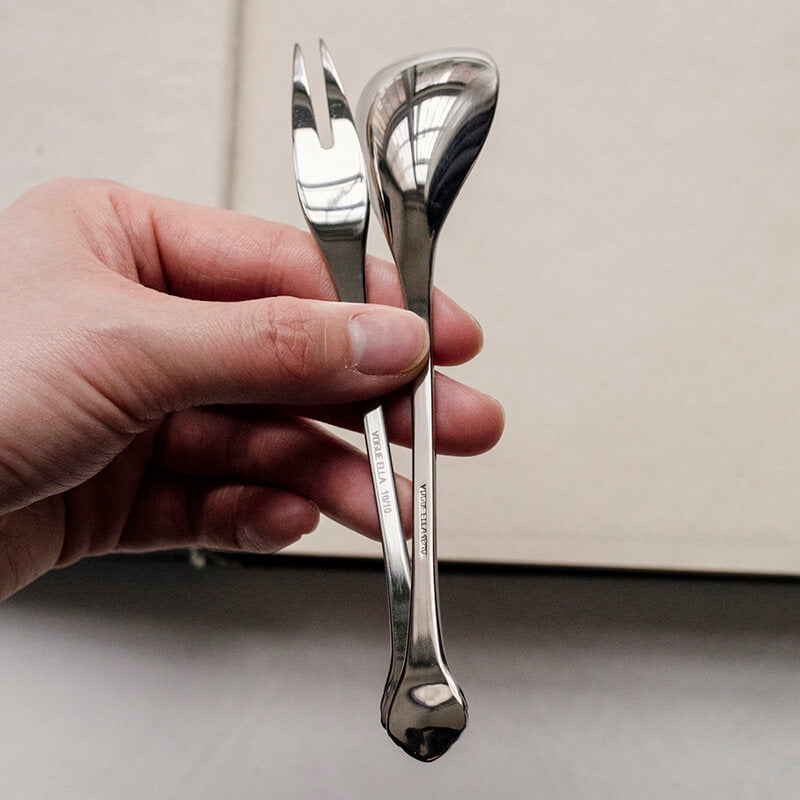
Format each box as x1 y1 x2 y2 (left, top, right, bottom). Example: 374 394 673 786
419 483 428 556
370 430 393 515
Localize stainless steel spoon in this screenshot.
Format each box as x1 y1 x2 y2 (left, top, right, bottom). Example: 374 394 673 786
357 50 499 762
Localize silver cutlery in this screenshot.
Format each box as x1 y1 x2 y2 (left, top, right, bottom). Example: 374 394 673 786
357 50 499 762
291 41 499 762
291 40 412 728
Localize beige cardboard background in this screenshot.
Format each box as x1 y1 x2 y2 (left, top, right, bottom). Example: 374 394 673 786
235 1 800 572
0 1 236 206
2 1 799 572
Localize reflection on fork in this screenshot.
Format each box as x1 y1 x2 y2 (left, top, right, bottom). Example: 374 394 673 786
292 40 369 302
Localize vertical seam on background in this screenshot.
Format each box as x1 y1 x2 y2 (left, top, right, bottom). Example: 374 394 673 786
221 0 246 210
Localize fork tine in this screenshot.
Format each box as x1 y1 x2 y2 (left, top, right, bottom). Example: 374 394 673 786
292 43 319 136
319 38 353 128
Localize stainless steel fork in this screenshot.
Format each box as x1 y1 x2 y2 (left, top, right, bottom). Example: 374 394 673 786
291 40 411 728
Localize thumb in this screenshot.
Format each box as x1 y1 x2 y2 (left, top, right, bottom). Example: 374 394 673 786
128 293 429 414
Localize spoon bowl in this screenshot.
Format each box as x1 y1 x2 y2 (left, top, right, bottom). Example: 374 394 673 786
358 49 499 320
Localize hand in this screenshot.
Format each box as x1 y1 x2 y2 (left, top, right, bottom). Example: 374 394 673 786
0 178 504 599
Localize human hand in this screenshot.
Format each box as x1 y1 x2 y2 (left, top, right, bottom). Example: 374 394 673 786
0 179 504 600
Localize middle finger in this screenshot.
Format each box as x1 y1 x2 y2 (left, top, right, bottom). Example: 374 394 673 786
155 406 412 541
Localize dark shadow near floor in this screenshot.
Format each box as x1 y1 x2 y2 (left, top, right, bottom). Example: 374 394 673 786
10 554 800 643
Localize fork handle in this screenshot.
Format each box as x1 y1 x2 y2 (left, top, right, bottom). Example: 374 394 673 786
363 404 411 726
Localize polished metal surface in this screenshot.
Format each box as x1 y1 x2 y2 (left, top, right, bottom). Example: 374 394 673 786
363 405 412 725
292 40 369 303
291 41 412 728
358 50 499 762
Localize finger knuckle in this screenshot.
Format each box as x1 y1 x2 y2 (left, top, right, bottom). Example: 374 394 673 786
64 308 175 426
257 298 319 382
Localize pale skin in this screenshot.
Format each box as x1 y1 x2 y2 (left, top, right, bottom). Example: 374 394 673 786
0 179 504 600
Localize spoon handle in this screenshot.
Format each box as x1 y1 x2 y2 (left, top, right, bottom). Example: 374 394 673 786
408 354 446 664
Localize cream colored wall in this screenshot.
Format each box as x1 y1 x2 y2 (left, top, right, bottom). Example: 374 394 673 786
3 1 800 572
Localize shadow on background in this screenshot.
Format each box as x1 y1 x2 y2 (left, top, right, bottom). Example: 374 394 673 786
6 556 800 798
9 553 800 644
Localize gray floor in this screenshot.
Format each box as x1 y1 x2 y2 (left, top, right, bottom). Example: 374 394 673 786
3 558 800 798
